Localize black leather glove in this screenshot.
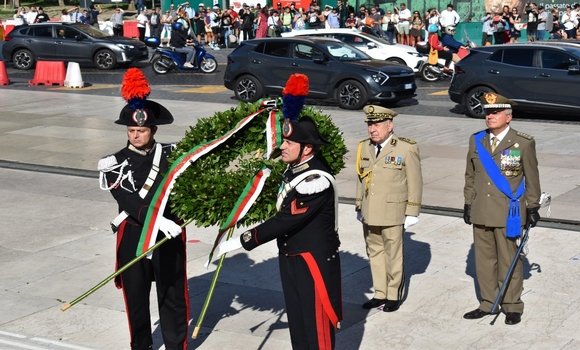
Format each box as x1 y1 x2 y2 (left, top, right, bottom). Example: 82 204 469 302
526 207 540 228
463 204 471 225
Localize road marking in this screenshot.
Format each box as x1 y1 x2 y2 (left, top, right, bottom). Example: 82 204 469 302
0 332 96 350
175 85 228 93
50 84 119 91
429 90 449 96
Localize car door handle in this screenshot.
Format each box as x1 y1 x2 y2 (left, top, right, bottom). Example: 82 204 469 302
538 73 551 78
291 62 299 67
488 69 500 74
251 59 261 64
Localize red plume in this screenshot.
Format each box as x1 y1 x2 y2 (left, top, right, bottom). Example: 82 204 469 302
121 68 151 102
282 73 309 97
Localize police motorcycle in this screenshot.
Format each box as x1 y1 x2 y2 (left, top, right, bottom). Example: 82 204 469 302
145 22 218 75
416 24 475 82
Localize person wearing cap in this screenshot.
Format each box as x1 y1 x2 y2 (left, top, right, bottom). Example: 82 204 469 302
355 105 423 312
98 69 190 350
463 92 541 325
215 75 342 349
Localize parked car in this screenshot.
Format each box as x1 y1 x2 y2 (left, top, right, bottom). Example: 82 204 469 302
282 28 426 72
449 42 580 118
224 37 417 110
2 22 148 70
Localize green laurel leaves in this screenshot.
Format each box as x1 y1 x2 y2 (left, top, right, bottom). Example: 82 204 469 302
168 101 346 228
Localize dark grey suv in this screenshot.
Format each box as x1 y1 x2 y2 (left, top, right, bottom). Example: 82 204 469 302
449 42 580 118
224 37 416 110
2 22 148 70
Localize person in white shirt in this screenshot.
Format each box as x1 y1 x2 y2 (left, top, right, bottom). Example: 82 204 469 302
26 6 38 24
562 5 578 40
137 11 149 42
439 3 460 29
396 3 412 45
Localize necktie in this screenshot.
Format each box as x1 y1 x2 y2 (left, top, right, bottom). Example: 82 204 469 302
375 144 382 157
491 137 499 152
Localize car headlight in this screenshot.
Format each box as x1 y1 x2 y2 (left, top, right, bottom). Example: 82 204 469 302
116 44 135 50
369 70 390 85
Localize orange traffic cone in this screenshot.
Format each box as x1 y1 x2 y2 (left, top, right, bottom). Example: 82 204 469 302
0 60 10 86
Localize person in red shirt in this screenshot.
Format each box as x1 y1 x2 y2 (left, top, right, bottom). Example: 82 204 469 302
427 23 453 72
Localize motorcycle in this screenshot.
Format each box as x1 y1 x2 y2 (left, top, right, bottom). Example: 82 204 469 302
145 37 218 74
416 36 476 82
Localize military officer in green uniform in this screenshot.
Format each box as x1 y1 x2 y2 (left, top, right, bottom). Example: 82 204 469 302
355 105 423 312
463 92 541 325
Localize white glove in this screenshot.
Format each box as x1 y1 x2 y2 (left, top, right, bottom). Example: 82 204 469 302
356 210 363 223
404 216 419 229
158 217 182 239
214 237 243 258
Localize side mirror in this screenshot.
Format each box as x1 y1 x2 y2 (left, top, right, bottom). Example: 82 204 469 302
75 35 84 41
367 42 377 49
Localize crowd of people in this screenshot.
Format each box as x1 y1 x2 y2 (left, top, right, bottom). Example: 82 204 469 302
481 2 580 46
12 5 102 27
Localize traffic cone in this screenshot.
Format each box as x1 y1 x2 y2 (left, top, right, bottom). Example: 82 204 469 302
29 61 66 86
0 60 9 86
64 62 84 88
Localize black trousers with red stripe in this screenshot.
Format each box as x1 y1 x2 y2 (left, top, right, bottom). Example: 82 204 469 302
279 254 340 350
117 223 189 350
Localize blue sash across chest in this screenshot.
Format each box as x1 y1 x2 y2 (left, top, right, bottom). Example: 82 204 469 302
474 131 525 238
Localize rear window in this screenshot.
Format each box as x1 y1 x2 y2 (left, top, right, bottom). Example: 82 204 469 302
489 48 534 67
30 26 53 38
262 42 290 57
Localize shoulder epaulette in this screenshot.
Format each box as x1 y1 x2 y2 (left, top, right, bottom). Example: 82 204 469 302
296 174 331 195
398 136 416 144
516 131 533 140
358 138 370 145
98 155 118 171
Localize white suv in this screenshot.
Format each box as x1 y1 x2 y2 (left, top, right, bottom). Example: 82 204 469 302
282 28 426 72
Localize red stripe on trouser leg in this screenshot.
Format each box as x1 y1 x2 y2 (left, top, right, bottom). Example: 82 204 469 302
315 291 332 350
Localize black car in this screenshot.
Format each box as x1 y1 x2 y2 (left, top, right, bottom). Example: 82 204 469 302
449 42 580 118
224 37 416 109
2 22 148 70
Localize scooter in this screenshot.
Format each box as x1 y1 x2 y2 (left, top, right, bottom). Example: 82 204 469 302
416 36 476 82
145 37 218 74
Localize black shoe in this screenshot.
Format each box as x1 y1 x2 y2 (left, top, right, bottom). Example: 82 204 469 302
505 312 521 325
362 298 387 309
382 300 400 312
463 308 491 319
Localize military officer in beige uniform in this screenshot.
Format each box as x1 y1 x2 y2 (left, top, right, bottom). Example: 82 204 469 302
355 105 423 312
463 93 541 325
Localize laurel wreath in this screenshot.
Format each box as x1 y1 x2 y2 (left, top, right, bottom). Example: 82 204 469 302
168 101 347 228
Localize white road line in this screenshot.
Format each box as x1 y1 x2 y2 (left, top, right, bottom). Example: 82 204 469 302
0 338 48 350
0 331 26 339
31 338 95 350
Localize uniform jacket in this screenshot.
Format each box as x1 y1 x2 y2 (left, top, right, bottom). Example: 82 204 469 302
241 156 340 257
464 128 541 227
101 142 178 227
355 134 423 226
240 156 341 320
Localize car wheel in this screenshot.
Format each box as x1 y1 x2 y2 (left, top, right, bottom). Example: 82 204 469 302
94 49 117 70
234 75 263 102
200 57 217 73
464 86 495 118
12 49 35 70
386 57 406 66
152 56 173 74
336 79 368 110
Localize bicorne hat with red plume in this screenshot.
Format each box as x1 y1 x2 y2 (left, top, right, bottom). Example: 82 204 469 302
115 68 174 127
281 73 328 146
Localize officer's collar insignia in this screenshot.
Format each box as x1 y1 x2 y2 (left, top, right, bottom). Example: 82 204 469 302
391 138 397 145
132 109 148 126
292 162 310 174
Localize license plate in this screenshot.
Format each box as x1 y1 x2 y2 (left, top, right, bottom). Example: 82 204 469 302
405 83 413 89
